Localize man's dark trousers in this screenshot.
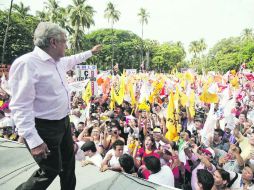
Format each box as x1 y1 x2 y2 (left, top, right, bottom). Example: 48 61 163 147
16 116 76 190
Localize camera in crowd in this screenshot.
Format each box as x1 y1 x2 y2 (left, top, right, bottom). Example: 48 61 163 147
107 126 112 133
90 101 99 115
195 107 206 120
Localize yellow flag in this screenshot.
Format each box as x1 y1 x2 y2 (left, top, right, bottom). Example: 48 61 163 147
230 76 239 88
199 84 219 103
207 76 214 84
230 70 236 76
129 82 136 106
149 80 164 103
113 75 125 105
109 86 115 110
0 100 3 107
82 81 92 105
175 87 180 102
185 71 194 83
179 90 188 107
180 80 186 89
189 90 195 118
138 98 150 112
165 91 179 142
177 73 183 80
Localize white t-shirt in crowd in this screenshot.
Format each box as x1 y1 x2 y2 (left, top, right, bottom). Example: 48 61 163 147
75 141 85 161
105 148 128 168
148 165 174 188
155 140 165 149
69 115 82 129
228 171 254 189
84 152 103 168
228 171 242 190
105 149 121 168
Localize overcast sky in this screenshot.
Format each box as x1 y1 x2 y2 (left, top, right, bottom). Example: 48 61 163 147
1 0 254 50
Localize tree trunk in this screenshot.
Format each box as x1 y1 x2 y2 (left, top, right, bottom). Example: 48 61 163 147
1 0 14 64
111 23 114 71
140 22 144 70
73 23 79 54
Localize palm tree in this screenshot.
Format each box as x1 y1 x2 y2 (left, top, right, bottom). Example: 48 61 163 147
189 40 200 58
68 0 95 53
1 0 13 64
44 0 60 23
12 2 30 19
137 8 149 69
58 7 72 33
199 38 207 57
242 28 254 41
198 38 207 69
176 41 184 49
36 10 48 22
104 2 121 69
189 39 207 68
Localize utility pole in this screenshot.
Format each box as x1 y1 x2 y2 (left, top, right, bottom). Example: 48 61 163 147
1 0 14 65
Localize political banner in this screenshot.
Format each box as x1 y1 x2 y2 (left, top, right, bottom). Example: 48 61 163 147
75 65 97 96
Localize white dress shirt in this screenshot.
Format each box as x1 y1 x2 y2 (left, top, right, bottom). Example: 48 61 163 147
148 165 175 188
84 152 103 168
9 46 92 149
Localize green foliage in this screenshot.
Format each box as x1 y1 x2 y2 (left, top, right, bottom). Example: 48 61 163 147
0 10 39 64
150 42 186 72
80 29 186 72
207 37 250 73
206 29 254 73
138 8 149 26
188 39 207 73
104 2 121 27
241 40 254 69
68 0 95 53
137 8 149 66
103 2 121 67
81 29 141 70
12 2 30 19
189 39 207 58
1 1 254 74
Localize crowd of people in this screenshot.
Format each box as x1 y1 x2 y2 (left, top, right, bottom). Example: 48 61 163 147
59 68 254 189
2 68 254 190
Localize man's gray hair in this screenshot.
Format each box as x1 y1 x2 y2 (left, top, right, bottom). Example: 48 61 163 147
33 22 66 49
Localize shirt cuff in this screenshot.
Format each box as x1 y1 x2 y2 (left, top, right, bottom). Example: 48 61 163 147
25 132 44 149
81 50 92 61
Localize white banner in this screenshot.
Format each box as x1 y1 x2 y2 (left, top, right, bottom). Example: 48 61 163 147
68 80 89 92
125 69 137 75
75 65 97 96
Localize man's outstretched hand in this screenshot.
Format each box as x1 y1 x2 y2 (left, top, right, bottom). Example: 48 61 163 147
91 45 102 54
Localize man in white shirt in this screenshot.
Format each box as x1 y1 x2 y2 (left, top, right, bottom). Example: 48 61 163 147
144 156 175 188
100 139 125 172
9 22 101 190
80 141 102 168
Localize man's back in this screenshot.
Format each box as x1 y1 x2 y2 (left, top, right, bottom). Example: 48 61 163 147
9 47 70 120
148 165 174 188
